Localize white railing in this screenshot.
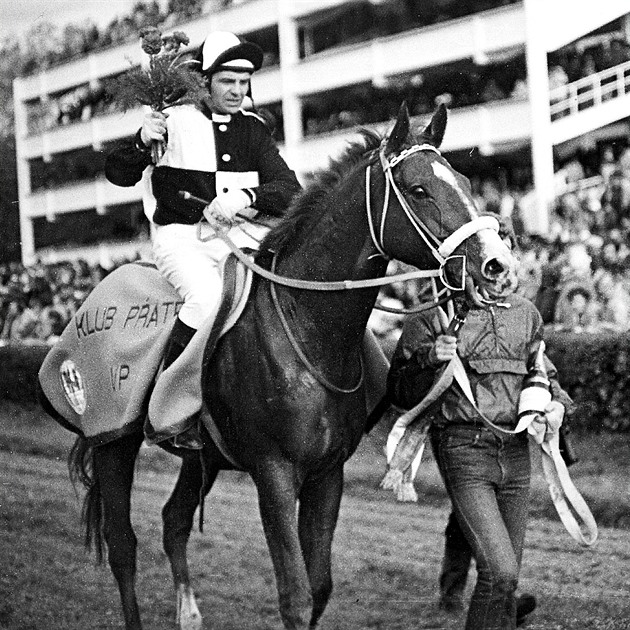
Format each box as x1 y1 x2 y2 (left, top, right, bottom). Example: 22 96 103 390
555 174 604 197
549 60 630 121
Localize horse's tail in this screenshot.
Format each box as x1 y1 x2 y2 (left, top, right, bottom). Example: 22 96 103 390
68 436 106 563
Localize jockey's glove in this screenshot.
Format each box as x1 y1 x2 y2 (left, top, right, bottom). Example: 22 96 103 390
204 190 252 224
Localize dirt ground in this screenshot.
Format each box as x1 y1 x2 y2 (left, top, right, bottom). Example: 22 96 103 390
1 402 630 630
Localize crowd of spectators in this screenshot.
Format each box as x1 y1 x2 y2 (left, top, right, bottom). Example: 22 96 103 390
0 257 137 346
302 56 527 138
548 30 630 118
3 147 630 347
11 1 205 76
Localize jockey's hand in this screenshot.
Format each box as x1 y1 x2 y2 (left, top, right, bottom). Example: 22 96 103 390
203 190 251 224
140 110 168 146
543 400 565 442
428 334 457 365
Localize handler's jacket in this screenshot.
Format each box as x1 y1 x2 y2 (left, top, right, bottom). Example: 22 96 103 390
387 294 574 428
105 102 301 225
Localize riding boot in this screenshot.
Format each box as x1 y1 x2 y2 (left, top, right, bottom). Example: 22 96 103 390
163 318 203 450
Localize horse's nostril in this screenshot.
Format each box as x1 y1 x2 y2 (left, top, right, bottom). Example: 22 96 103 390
483 258 506 278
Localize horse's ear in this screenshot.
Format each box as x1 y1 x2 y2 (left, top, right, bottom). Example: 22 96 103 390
422 103 448 148
384 102 411 155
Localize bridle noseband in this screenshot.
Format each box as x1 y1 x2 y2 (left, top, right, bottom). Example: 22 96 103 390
366 142 499 292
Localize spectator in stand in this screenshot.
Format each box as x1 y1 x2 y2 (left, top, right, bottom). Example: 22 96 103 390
596 168 630 237
593 268 630 331
516 234 549 302
534 241 593 325
549 193 593 243
510 77 528 100
600 146 617 185
608 38 630 68
548 64 569 115
480 77 505 103
553 282 599 332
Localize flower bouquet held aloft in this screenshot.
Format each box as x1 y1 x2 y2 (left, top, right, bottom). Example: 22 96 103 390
110 27 207 163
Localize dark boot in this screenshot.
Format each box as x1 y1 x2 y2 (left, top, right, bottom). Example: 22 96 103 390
438 512 472 613
516 593 536 626
163 318 196 370
162 318 203 450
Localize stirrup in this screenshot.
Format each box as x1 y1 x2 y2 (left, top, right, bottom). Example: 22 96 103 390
170 425 203 450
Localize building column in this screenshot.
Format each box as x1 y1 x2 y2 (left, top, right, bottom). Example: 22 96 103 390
523 0 555 235
277 0 303 175
13 80 36 264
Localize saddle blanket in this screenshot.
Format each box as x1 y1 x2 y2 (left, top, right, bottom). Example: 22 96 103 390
38 260 250 446
38 262 183 444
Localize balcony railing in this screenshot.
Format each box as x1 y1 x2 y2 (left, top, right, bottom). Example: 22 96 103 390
549 60 630 121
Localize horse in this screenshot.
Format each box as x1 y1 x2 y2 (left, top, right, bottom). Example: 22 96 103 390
46 103 517 630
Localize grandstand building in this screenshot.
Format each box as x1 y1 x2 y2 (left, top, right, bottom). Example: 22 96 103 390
13 0 630 264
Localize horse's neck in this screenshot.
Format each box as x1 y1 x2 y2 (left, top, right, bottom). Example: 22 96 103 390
278 183 388 354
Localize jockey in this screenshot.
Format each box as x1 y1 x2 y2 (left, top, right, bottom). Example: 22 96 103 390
105 31 302 449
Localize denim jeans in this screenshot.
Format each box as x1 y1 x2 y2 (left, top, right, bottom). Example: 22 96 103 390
432 424 531 630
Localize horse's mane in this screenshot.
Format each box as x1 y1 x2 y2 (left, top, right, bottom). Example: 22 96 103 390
261 128 383 255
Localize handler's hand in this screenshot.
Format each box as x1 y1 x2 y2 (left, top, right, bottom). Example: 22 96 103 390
543 400 565 442
203 190 251 225
140 110 168 146
428 334 458 365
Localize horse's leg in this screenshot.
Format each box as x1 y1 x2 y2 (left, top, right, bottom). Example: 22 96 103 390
253 461 313 630
162 452 220 630
298 464 344 628
93 432 145 630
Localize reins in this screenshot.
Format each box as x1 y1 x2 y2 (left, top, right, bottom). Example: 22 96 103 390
269 255 365 395
195 218 461 293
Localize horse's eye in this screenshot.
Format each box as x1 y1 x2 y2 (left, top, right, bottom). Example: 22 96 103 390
410 186 428 199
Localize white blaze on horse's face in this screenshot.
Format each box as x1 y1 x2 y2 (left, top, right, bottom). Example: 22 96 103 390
431 162 477 215
430 160 518 298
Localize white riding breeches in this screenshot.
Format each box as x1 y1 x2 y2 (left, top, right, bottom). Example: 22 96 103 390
152 222 265 329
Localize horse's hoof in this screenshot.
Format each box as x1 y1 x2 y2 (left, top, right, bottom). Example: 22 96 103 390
176 584 203 630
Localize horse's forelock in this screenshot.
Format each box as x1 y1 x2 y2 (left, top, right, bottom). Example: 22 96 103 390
261 130 382 254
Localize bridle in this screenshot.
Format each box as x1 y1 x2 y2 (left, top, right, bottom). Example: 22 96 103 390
366 141 500 293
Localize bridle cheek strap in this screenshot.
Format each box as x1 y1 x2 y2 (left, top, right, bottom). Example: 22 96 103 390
367 145 501 278
438 215 500 258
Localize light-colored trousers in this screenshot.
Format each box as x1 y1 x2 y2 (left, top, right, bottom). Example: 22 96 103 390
152 222 265 329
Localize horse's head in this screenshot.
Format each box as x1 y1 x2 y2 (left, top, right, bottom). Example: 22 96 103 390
369 103 518 304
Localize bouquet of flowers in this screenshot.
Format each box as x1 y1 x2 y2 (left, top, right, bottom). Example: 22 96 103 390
110 27 207 163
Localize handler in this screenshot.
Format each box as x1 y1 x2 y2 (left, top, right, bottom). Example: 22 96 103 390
387 222 574 630
105 31 301 448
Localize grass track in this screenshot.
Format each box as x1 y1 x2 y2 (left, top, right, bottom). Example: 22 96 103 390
1 401 629 629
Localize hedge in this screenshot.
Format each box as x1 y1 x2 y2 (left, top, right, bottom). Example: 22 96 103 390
544 329 630 432
0 343 51 404
1 332 628 432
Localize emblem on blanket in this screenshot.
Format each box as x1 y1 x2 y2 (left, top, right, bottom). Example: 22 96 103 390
60 359 87 415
